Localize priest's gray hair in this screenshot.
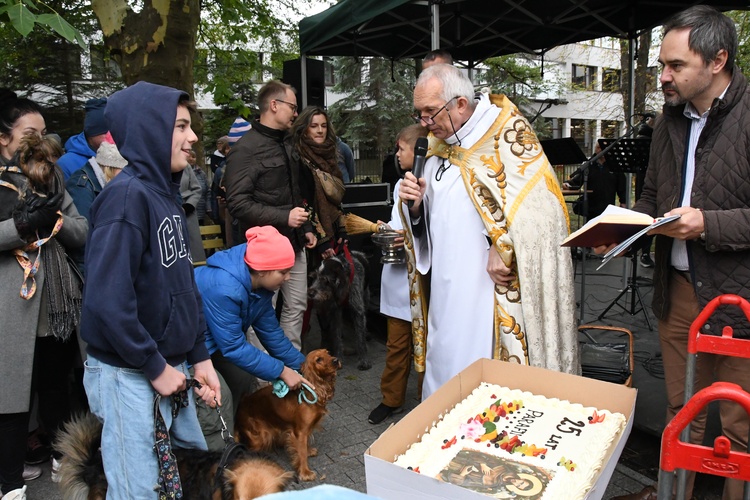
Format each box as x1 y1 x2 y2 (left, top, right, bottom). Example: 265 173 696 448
417 64 476 110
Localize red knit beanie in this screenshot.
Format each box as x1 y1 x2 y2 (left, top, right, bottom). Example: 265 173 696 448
244 226 295 271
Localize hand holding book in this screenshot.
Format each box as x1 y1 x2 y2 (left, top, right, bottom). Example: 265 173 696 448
597 213 680 269
560 205 681 269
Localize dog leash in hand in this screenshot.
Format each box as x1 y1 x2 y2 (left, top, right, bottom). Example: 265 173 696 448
272 378 318 404
152 378 206 499
189 380 248 491
189 379 233 443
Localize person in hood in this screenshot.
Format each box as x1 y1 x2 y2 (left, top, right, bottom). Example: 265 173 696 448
57 97 109 180
194 225 311 450
80 82 221 498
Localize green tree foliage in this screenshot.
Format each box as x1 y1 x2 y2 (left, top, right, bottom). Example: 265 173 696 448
477 54 551 137
0 0 84 47
479 54 547 103
0 0 120 138
728 10 750 75
328 56 415 153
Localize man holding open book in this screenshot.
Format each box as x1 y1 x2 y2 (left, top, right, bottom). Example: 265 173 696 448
601 7 750 500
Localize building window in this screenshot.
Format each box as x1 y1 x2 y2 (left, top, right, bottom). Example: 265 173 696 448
602 68 621 92
572 64 597 90
570 118 596 153
601 120 621 139
324 57 336 86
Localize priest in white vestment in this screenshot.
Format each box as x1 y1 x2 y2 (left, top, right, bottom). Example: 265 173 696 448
399 64 580 399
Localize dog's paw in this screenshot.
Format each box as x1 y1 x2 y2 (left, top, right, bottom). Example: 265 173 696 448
357 360 372 371
308 447 318 457
298 469 318 481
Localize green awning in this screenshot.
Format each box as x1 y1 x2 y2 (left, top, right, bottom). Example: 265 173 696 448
300 0 750 62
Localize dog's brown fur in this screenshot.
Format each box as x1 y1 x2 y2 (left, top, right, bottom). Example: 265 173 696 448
234 349 341 481
54 412 292 500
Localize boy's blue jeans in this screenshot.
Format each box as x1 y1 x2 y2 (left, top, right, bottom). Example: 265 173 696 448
84 356 207 499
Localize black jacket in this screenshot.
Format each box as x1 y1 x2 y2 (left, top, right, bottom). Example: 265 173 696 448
224 120 312 252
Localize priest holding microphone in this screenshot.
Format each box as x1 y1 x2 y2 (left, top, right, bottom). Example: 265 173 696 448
399 63 580 400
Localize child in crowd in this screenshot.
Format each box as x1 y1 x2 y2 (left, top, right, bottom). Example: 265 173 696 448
368 124 428 425
80 82 221 498
194 226 312 448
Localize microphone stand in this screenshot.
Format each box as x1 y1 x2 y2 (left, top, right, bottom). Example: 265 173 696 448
528 101 555 124
574 119 643 324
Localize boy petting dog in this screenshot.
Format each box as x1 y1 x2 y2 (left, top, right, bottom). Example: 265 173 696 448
194 225 313 445
80 82 221 498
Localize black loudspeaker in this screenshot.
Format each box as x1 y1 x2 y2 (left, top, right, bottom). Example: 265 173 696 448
282 58 325 109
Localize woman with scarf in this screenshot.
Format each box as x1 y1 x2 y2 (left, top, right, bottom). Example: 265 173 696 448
0 89 88 500
290 107 348 260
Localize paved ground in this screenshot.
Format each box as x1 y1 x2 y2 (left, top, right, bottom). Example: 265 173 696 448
21 252 730 499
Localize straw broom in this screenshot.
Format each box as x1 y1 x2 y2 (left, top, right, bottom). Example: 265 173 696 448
344 212 387 235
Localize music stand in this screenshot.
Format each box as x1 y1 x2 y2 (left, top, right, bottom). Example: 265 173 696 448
597 138 650 175
596 138 653 330
541 138 591 324
540 138 589 165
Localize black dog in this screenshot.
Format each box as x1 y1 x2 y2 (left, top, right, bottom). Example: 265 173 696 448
307 249 371 370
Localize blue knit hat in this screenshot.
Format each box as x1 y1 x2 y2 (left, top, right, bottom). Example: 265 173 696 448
228 117 251 145
84 97 108 138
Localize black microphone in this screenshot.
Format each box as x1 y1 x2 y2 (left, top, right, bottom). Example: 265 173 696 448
409 137 428 209
638 112 656 119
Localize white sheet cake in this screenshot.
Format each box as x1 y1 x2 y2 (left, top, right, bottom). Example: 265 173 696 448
393 382 626 499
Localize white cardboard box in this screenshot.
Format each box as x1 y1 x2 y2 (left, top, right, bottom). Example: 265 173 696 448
365 358 636 500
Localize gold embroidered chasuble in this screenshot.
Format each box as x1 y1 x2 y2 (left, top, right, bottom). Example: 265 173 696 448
405 94 579 377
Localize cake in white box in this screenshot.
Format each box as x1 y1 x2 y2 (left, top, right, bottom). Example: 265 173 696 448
393 382 626 499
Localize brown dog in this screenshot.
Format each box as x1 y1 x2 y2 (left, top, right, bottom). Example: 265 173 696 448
234 349 341 481
55 412 292 500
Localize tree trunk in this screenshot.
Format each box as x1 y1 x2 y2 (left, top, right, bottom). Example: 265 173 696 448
620 31 653 116
91 0 204 158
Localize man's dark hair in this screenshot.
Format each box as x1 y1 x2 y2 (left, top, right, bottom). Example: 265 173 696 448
663 5 737 73
258 80 295 114
177 95 198 114
423 49 454 65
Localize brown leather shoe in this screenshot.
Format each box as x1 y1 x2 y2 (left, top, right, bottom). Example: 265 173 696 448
610 485 657 500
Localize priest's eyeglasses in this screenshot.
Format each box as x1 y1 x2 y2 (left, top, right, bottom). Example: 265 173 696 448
412 96 459 125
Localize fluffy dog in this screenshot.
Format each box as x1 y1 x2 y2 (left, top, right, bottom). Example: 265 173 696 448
234 349 341 481
307 249 371 370
55 412 292 500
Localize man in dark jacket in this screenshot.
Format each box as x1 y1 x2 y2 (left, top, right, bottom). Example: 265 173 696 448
224 80 316 350
80 82 221 498
603 6 750 500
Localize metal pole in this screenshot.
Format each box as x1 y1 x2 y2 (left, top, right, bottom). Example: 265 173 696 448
300 54 308 110
622 36 636 289
431 2 440 50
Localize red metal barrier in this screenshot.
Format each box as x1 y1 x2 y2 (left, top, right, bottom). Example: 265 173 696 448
687 294 750 357
661 382 750 478
658 294 750 500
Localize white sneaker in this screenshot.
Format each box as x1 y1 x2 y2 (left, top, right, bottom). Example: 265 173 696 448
51 457 62 483
1 486 27 500
22 464 41 481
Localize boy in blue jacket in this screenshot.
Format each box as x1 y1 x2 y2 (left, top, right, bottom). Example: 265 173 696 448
195 225 311 440
80 82 221 498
